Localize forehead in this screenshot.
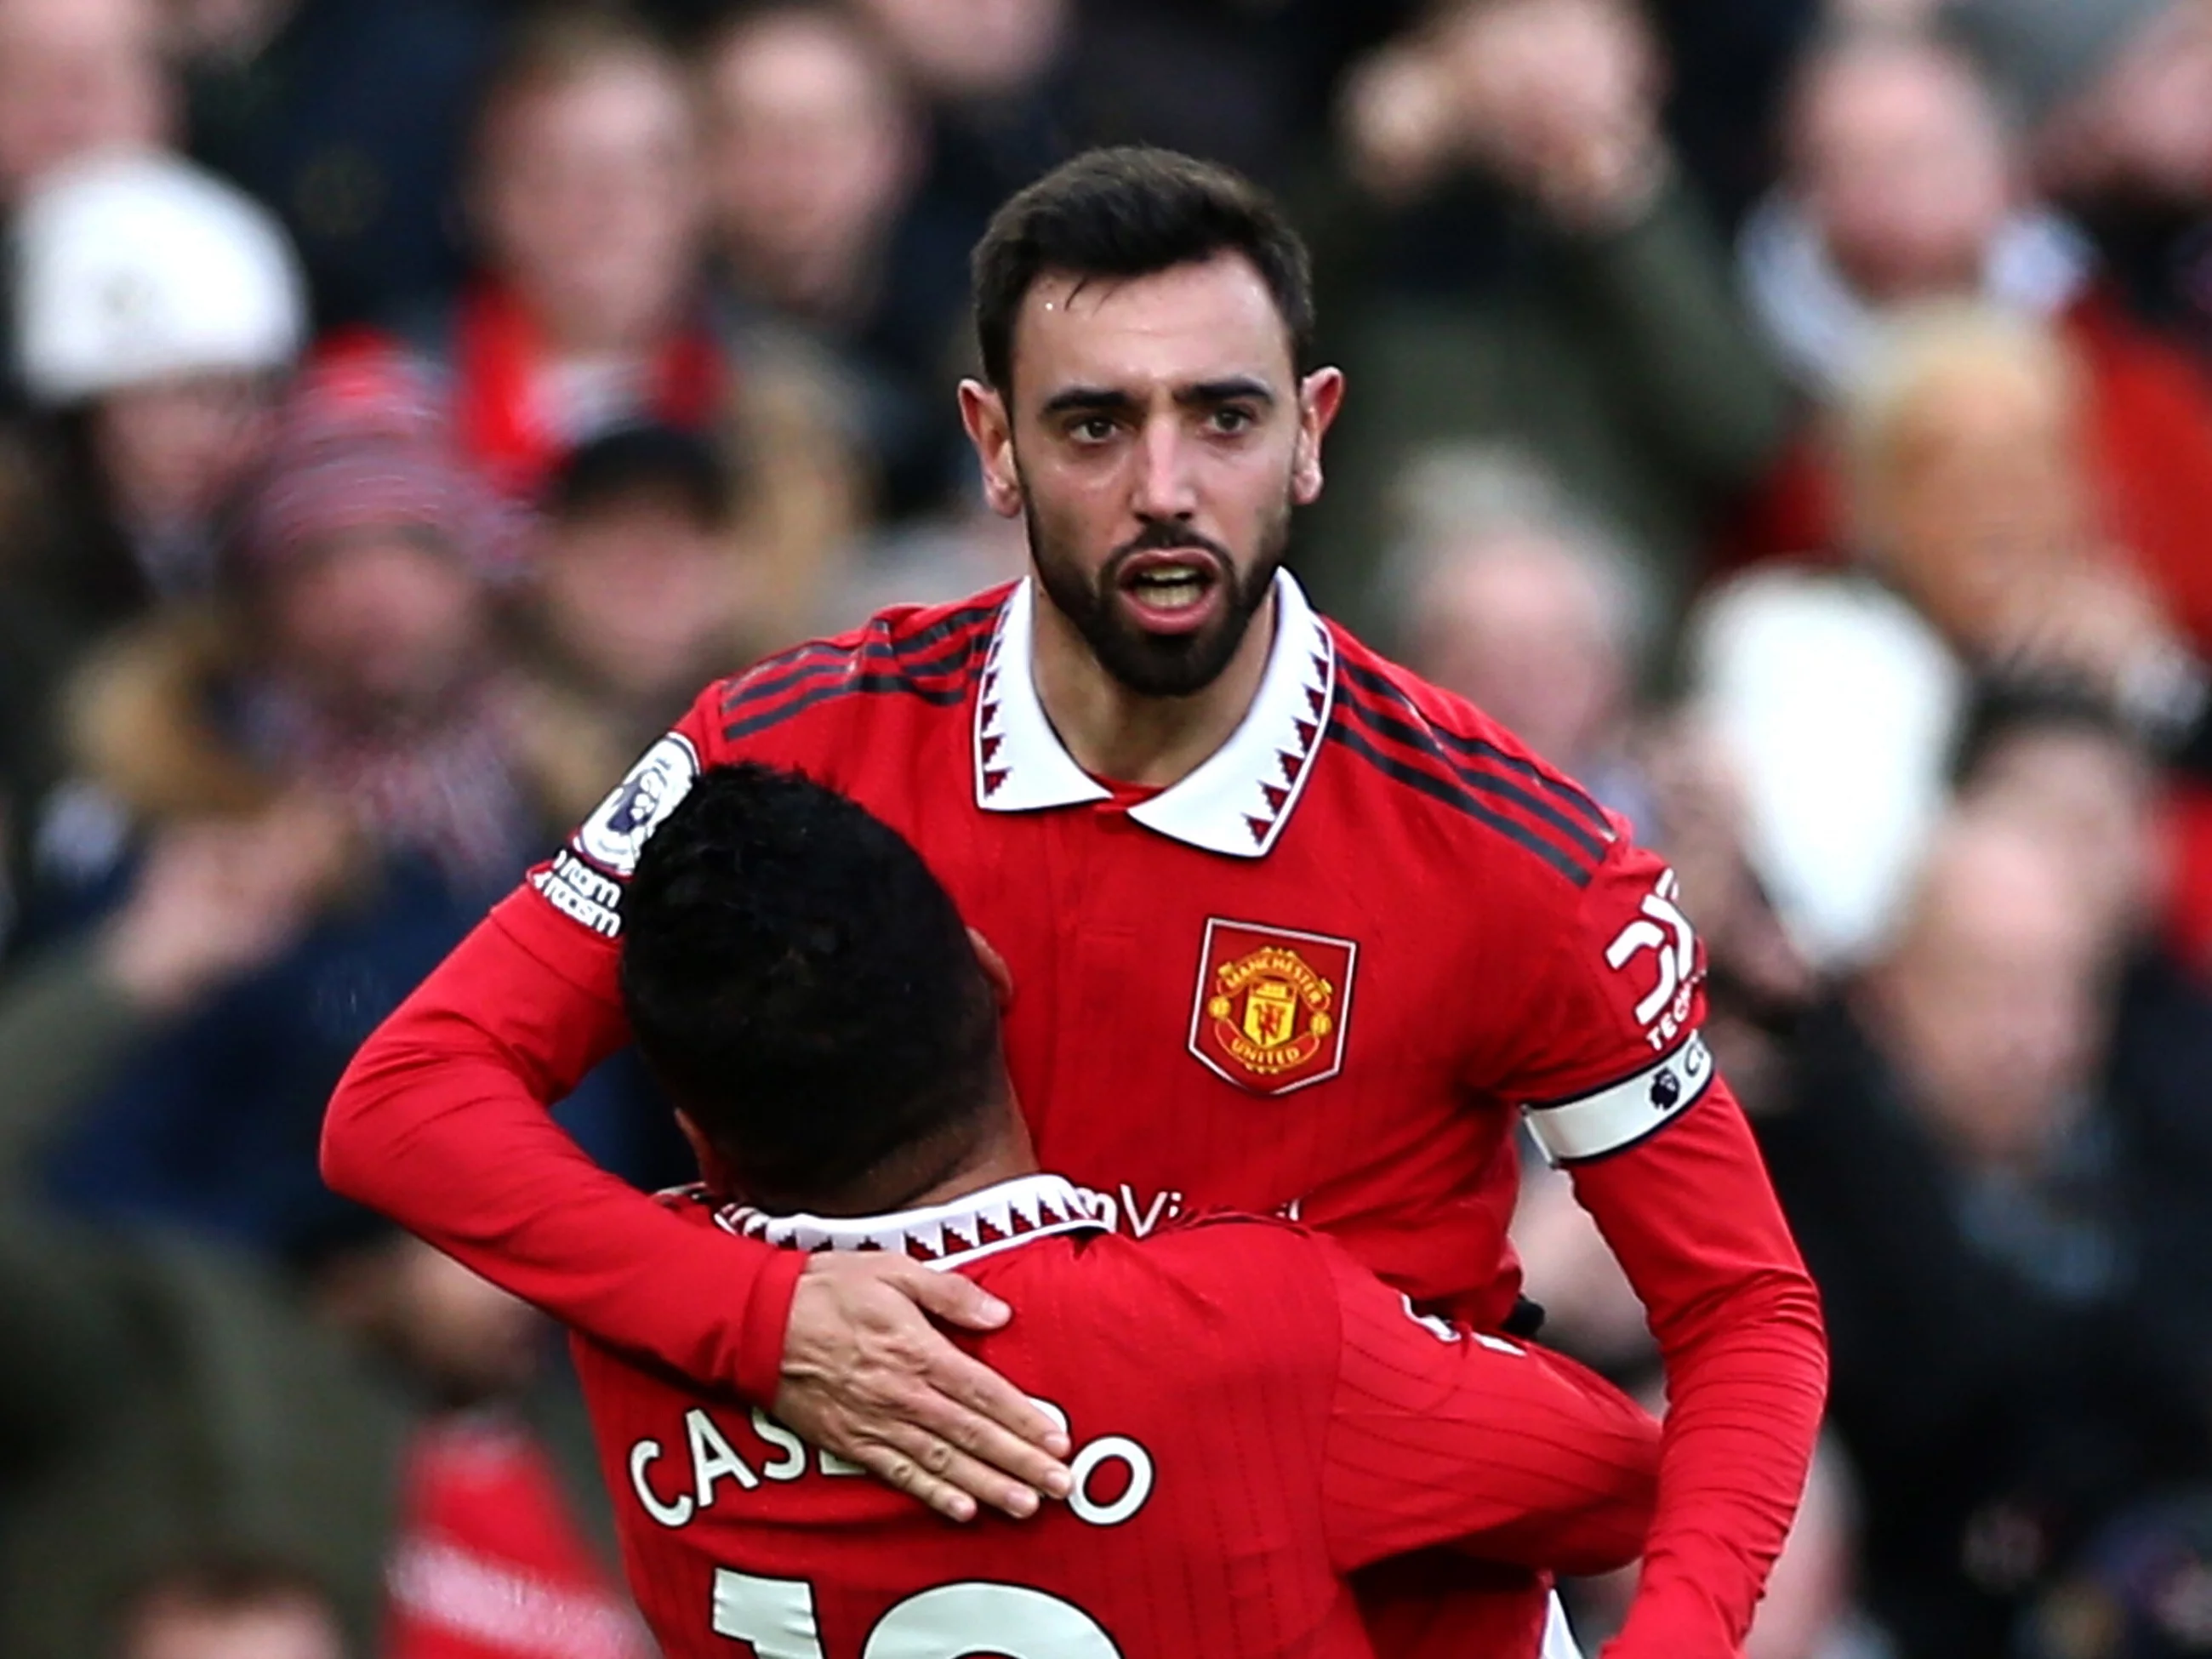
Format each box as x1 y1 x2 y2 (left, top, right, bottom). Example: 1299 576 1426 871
497 55 689 146
1800 47 1988 150
1008 254 1294 400
714 14 884 111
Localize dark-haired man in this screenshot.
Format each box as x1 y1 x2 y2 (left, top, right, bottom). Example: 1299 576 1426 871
328 145 1826 1659
578 761 1659 1657
522 422 754 754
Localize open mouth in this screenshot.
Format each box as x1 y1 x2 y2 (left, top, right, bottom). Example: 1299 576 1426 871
1115 549 1227 634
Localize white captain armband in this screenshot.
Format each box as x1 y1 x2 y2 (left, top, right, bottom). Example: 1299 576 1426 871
1522 1031 1713 1166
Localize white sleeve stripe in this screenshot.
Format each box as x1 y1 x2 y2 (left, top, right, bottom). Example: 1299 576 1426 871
1522 1032 1714 1166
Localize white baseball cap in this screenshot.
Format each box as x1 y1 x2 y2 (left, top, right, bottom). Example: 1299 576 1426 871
14 147 307 406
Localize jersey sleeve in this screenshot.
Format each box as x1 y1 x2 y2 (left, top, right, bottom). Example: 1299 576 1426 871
1496 835 1714 1163
321 685 807 1401
1488 837 1830 1658
1315 1234 1659 1577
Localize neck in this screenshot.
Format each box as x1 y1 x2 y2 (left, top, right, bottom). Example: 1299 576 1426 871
1029 585 1278 788
896 1132 1037 1215
757 1090 1039 1219
519 281 676 362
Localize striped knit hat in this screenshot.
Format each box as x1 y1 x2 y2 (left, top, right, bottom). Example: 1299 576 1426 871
235 360 524 584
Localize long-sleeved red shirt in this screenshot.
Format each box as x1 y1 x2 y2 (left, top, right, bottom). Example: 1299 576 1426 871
325 574 1827 1658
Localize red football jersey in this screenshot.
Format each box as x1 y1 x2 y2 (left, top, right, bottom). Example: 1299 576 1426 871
326 574 1827 1659
572 1177 1659 1659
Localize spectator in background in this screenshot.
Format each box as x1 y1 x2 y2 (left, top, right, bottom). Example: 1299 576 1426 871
0 0 168 209
1953 686 2169 954
1382 452 1816 1055
702 6 919 340
1950 0 2212 366
1737 26 2091 401
859 0 1069 107
116 1560 345 1659
515 424 760 759
1384 445 1656 812
180 0 500 331
698 3 955 519
168 370 565 892
4 371 662 1251
1689 302 2208 971
335 6 721 505
0 930 638 1659
1303 0 1790 640
1754 801 2212 1659
0 151 304 915
1727 23 2212 664
857 0 1099 510
854 0 1071 227
5 152 304 646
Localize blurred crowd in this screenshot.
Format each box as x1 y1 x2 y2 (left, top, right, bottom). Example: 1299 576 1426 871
4 0 2212 1656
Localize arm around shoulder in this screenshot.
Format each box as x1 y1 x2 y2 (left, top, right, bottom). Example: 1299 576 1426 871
322 887 807 1399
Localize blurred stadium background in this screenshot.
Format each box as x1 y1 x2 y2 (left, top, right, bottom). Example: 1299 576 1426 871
5 0 2212 1656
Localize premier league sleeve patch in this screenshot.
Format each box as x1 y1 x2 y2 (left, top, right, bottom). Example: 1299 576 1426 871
1188 918 1357 1096
574 732 700 877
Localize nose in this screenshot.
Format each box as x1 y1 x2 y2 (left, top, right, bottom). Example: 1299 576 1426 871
1131 413 1200 524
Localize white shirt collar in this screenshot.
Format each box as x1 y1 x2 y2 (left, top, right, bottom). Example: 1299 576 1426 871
973 568 1336 858
1737 191 2095 396
716 1174 1113 1271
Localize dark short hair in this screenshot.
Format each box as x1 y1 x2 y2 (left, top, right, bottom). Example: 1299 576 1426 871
620 763 1001 1211
1950 678 2144 790
544 423 732 532
971 145 1315 394
476 4 685 162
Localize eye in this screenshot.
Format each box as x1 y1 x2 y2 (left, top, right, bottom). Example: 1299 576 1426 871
1067 415 1119 444
1207 406 1257 435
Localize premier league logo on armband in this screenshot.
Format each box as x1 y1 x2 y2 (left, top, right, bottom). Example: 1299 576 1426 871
1189 919 1356 1096
575 733 699 876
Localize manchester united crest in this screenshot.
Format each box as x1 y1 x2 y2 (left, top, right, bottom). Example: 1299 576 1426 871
1189 919 1357 1095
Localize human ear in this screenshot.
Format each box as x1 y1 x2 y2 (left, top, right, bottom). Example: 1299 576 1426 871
957 379 1024 519
1292 367 1346 505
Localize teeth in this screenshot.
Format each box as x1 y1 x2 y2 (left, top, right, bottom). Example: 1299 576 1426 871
1125 564 1212 613
1131 575 1204 611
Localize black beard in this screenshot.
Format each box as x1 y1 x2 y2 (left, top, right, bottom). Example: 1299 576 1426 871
1025 500 1293 698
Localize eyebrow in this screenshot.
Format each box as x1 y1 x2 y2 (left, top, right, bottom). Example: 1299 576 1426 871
1180 376 1276 408
1038 385 1138 419
1036 377 1280 419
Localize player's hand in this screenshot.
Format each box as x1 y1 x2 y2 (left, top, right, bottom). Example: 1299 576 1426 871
773 1251 1075 1523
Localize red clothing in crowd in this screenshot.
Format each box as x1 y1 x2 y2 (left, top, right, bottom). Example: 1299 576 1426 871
386 1416 651 1659
573 1180 1659 1659
1718 290 2212 972
323 573 1827 1659
322 280 727 503
1719 291 2212 658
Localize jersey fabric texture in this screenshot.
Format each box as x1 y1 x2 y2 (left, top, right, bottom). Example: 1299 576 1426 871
325 572 1828 1659
572 1176 1659 1659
